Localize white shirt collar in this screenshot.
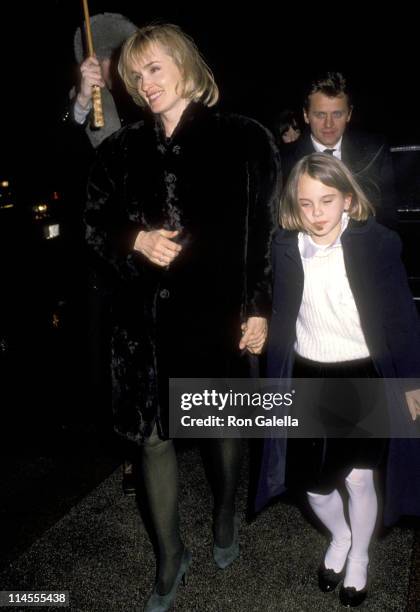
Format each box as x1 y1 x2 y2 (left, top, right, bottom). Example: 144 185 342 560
311 135 343 159
299 212 349 259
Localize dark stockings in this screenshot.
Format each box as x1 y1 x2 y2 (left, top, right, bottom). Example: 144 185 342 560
140 428 183 595
204 438 243 548
141 432 242 593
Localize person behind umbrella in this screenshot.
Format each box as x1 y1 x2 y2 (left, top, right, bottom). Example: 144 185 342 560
60 13 140 495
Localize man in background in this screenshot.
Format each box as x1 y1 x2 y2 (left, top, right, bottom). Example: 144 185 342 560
281 72 397 228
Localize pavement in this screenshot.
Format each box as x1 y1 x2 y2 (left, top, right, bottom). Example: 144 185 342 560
1 427 419 612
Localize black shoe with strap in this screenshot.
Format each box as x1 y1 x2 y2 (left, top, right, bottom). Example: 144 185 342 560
318 561 345 592
339 584 368 607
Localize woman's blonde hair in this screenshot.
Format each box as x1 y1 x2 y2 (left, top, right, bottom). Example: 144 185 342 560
280 153 375 230
118 23 219 108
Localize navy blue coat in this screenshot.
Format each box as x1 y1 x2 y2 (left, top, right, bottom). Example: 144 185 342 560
256 217 420 524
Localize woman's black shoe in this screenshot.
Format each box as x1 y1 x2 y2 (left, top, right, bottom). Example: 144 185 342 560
122 462 136 496
318 562 345 592
339 584 368 607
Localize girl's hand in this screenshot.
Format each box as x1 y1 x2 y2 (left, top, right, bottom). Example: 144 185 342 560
405 389 420 421
239 317 268 354
134 229 182 267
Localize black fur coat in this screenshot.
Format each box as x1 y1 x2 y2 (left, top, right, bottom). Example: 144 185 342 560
85 102 280 443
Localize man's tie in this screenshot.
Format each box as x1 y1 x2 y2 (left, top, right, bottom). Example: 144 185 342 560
323 148 336 155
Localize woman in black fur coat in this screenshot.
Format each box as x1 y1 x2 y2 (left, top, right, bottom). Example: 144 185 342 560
85 23 280 610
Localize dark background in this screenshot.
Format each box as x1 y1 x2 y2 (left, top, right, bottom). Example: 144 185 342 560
1 2 419 435
1 1 420 184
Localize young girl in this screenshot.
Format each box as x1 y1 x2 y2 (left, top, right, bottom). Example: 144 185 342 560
257 153 420 607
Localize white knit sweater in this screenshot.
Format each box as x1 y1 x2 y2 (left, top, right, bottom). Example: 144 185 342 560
295 219 370 363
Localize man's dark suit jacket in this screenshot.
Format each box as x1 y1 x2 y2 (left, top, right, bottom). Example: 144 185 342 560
281 129 398 228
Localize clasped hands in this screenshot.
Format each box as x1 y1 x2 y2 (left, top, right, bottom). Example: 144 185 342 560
133 228 268 355
134 228 182 267
239 317 268 355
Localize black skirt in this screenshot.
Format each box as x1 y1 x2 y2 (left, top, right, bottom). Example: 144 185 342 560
285 353 388 494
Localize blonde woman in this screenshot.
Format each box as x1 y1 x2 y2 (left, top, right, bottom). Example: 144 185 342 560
85 23 279 611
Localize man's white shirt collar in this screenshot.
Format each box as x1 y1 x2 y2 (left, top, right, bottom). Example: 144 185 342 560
311 135 343 159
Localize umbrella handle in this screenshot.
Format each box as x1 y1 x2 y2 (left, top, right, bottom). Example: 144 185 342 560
82 0 104 128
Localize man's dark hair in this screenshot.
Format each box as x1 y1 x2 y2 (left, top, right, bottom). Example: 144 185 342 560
303 72 352 111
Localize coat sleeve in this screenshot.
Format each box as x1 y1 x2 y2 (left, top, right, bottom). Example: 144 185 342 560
378 230 420 380
243 122 281 318
84 132 145 282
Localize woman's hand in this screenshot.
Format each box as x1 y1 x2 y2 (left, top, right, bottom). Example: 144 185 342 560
77 56 105 108
133 229 182 267
405 389 420 421
239 317 268 355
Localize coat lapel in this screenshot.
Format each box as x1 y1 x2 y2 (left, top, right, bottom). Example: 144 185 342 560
274 229 302 266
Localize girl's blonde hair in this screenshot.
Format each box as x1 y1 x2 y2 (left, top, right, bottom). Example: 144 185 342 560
118 23 219 108
280 153 375 230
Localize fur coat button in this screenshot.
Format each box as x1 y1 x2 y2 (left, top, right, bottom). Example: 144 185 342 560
159 288 170 299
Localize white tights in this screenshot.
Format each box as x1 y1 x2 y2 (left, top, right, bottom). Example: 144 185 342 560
307 468 378 589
